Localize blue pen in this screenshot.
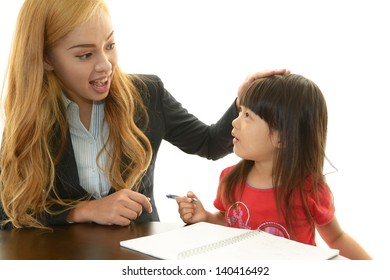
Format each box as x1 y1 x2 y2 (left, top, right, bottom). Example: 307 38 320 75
166 194 197 202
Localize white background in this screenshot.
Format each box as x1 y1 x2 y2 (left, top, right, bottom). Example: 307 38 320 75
1 0 389 261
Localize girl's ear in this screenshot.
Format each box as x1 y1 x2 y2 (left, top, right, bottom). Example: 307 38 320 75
271 130 281 149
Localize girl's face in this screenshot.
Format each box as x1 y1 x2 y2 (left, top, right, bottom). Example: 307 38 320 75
232 106 279 162
45 11 117 111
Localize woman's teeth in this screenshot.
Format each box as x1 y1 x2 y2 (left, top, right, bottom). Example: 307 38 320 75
90 78 108 86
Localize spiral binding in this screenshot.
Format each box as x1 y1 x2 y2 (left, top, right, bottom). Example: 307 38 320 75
177 229 259 259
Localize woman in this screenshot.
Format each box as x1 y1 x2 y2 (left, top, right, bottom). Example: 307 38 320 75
0 0 287 229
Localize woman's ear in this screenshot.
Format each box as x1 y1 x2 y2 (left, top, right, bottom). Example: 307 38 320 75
44 61 54 71
43 55 54 71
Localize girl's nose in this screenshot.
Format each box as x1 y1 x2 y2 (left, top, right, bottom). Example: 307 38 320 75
232 116 239 128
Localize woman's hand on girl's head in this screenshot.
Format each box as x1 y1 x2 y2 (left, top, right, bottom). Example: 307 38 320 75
66 189 152 226
236 69 291 109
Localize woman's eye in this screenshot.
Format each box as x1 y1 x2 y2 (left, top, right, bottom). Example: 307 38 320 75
76 53 92 60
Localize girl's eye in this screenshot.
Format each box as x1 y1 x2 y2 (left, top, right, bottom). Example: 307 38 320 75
245 112 250 118
76 53 92 60
107 42 116 50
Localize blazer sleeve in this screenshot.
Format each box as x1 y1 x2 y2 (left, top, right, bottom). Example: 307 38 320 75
140 74 238 160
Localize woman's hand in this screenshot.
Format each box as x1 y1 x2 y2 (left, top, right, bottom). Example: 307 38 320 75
67 189 153 226
236 69 291 109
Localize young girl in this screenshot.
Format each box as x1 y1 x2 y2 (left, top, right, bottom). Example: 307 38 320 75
177 74 371 260
0 0 287 229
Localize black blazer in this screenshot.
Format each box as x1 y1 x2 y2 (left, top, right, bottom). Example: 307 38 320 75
0 74 237 229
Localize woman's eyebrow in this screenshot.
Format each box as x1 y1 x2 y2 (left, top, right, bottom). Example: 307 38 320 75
67 30 114 50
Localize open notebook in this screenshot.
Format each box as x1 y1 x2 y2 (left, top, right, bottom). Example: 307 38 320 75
120 222 339 260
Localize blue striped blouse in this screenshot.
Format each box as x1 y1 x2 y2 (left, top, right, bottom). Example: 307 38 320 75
64 96 111 198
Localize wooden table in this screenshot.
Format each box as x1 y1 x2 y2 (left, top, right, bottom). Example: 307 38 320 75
0 222 184 260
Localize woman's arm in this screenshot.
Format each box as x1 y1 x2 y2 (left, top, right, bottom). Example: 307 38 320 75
66 189 152 225
144 69 290 160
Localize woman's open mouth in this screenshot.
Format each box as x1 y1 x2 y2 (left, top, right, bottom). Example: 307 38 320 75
90 77 110 93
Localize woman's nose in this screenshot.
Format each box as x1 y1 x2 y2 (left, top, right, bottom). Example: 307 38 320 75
95 54 112 74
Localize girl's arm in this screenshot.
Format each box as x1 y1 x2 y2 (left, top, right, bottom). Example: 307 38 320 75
204 211 225 225
316 217 372 260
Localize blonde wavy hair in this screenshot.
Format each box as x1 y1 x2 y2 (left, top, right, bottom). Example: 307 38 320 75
0 0 152 229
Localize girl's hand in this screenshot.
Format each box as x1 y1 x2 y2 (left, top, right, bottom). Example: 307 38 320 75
176 191 208 224
67 189 153 226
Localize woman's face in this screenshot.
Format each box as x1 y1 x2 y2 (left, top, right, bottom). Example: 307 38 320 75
45 11 117 111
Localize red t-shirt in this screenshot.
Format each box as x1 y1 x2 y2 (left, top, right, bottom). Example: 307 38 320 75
213 165 335 245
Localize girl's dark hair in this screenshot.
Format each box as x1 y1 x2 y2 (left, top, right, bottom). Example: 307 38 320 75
220 74 329 237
